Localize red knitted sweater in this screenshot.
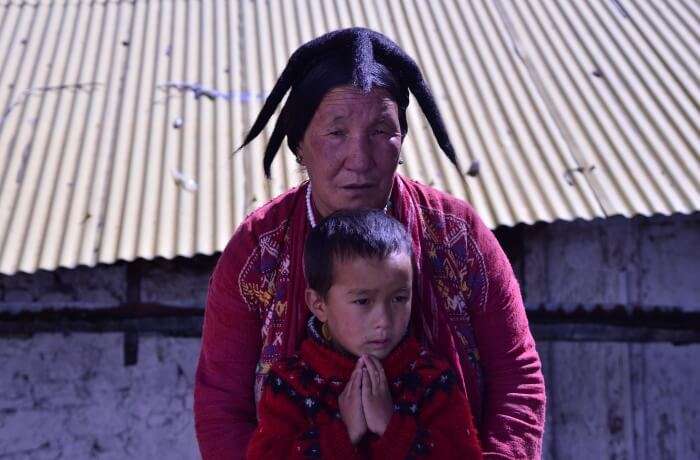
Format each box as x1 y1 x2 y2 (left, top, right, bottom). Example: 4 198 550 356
196 176 545 459
247 321 482 460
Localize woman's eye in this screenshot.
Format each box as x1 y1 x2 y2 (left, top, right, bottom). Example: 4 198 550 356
393 295 409 303
328 130 344 136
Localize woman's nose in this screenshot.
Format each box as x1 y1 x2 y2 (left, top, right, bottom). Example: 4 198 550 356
343 136 374 172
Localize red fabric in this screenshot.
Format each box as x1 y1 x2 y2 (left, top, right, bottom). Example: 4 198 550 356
194 174 546 459
247 335 482 459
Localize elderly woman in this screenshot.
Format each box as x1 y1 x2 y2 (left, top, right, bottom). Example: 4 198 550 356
195 28 545 459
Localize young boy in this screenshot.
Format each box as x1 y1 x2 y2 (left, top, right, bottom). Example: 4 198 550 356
247 210 482 459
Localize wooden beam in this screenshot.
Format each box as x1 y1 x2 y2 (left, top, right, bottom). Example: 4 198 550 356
1 303 698 343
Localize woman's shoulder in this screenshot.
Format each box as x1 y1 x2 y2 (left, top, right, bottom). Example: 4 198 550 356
237 184 306 235
397 175 495 254
397 174 480 225
398 175 509 312
219 184 305 255
212 184 305 287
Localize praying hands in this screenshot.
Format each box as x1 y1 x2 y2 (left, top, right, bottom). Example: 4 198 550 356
338 355 394 444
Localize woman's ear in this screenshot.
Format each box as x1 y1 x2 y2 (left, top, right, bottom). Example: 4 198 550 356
305 288 327 322
294 144 305 165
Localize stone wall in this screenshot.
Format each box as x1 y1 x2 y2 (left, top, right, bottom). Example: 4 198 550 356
0 334 199 459
540 341 699 460
519 213 700 312
1 213 698 459
1 334 697 459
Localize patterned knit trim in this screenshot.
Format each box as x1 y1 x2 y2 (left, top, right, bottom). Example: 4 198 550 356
265 363 458 428
392 368 457 417
266 369 342 422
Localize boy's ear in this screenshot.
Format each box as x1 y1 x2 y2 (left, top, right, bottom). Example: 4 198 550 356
305 288 328 323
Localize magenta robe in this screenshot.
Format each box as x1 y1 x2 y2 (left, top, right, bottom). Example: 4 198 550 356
194 174 545 459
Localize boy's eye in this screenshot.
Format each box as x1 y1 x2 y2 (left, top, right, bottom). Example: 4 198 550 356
328 130 345 136
353 298 369 306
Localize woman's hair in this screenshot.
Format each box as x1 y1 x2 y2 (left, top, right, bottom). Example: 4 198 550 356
303 209 413 298
238 27 458 177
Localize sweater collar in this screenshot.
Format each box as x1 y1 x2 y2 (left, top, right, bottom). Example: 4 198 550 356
301 316 420 382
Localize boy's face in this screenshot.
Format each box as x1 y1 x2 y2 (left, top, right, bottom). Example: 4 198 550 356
306 251 413 359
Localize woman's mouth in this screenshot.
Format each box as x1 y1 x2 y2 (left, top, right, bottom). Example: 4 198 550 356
342 183 374 190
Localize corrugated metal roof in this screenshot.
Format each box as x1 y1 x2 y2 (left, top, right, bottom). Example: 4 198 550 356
0 0 698 275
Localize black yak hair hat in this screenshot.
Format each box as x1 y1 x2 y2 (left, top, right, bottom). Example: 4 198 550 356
237 27 458 178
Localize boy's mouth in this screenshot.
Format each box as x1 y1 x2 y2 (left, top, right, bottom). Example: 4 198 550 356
366 338 390 347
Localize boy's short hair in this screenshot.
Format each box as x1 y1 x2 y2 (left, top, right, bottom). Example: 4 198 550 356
304 209 413 298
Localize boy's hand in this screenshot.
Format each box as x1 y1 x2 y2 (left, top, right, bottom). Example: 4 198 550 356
360 355 393 436
339 359 367 444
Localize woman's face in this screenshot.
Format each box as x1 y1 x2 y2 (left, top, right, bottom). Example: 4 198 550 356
297 85 403 216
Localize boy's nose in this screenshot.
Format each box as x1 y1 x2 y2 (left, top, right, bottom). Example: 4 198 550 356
373 304 392 329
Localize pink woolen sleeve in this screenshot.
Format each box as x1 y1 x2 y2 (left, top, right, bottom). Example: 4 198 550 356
470 213 546 459
194 228 262 460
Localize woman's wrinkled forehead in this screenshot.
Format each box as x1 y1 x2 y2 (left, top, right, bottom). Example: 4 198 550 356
312 86 399 124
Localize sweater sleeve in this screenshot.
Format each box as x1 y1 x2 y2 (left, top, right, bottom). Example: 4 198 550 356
247 376 363 460
470 212 546 459
370 372 482 460
194 228 262 460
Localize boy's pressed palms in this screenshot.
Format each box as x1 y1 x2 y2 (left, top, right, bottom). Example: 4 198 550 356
339 359 367 444
360 355 393 436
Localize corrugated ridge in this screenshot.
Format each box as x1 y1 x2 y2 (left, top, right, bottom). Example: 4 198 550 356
0 0 697 275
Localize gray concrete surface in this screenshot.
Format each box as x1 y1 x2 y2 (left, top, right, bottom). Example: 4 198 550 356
1 213 698 459
0 334 200 459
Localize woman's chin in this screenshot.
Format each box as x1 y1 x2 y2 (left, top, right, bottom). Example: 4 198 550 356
333 192 388 211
